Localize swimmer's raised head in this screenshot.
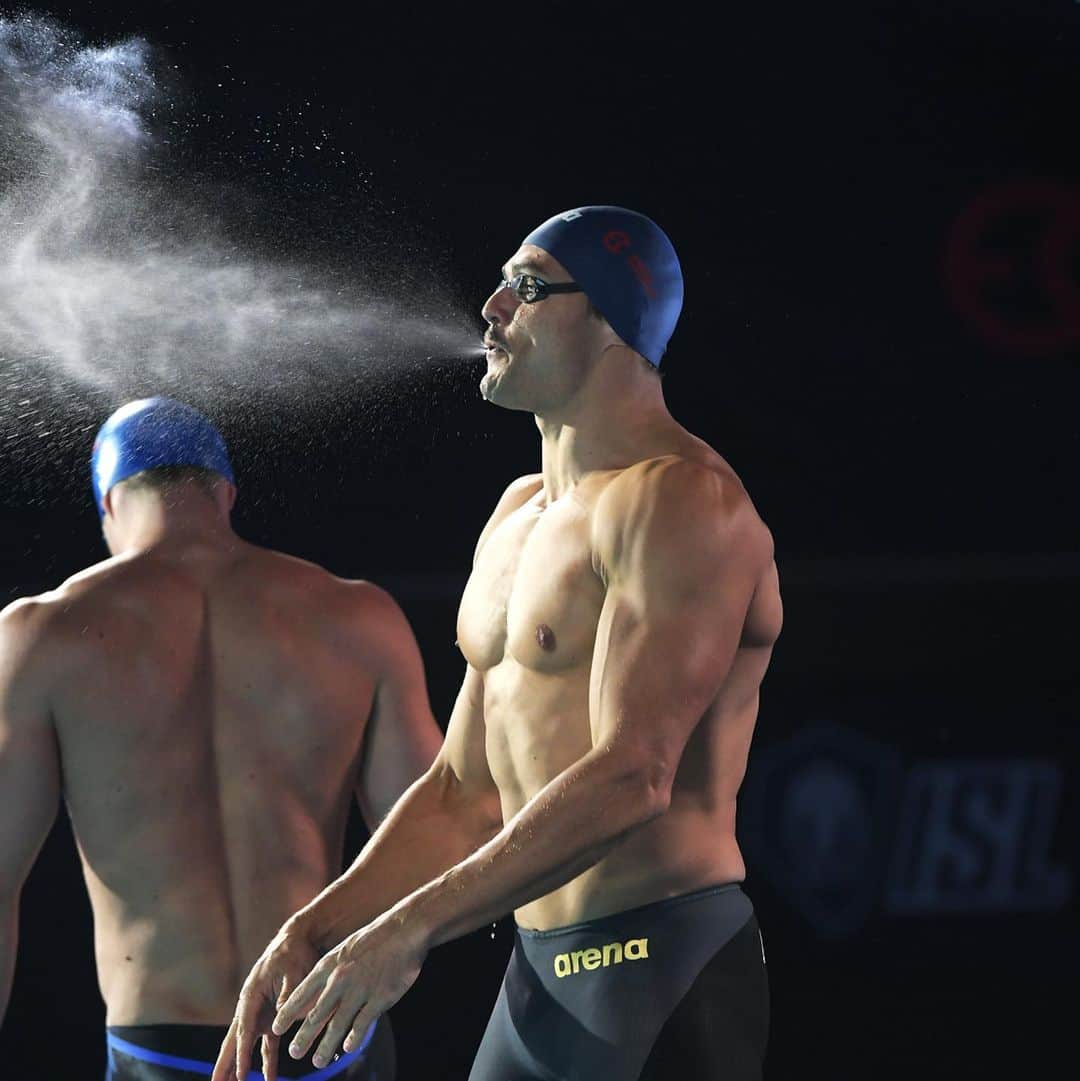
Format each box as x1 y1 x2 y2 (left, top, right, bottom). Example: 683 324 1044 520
480 207 682 415
520 206 683 367
91 397 234 518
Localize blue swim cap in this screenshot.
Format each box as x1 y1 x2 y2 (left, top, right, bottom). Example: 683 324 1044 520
522 206 683 367
91 397 234 516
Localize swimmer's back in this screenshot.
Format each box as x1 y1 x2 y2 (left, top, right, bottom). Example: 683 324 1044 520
24 539 403 1023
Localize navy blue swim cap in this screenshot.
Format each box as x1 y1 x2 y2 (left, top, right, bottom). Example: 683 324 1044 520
522 206 683 367
91 397 234 516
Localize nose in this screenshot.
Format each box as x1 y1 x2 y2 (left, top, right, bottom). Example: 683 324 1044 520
481 281 520 327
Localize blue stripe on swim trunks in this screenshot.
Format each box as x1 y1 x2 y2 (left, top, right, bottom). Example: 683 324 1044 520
106 1019 378 1080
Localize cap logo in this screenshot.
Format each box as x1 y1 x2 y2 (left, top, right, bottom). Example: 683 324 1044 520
602 230 656 299
603 230 631 254
627 254 656 298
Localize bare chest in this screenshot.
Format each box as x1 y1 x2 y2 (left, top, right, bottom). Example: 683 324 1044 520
457 496 605 674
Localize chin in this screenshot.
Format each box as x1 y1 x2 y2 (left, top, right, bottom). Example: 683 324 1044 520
480 374 534 413
479 369 500 402
480 362 512 405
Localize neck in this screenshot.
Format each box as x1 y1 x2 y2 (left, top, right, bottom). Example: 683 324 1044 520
536 362 673 500
112 491 236 556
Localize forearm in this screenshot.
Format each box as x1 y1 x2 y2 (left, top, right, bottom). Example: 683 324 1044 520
401 748 666 949
291 765 500 952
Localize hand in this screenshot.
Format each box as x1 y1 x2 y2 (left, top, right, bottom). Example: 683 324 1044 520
271 910 428 1070
211 924 321 1081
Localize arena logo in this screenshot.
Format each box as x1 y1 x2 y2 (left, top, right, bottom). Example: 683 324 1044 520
740 726 1070 938
553 938 649 978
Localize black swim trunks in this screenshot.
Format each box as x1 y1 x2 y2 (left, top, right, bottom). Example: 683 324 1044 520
469 883 768 1080
104 1016 395 1081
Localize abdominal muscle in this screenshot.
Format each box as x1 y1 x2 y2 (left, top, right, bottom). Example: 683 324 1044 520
514 802 747 932
483 660 751 934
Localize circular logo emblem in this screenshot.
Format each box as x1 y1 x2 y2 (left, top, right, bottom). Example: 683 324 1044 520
945 179 1080 355
602 230 632 254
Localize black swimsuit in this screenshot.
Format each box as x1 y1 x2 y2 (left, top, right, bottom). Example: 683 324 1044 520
469 883 769 1080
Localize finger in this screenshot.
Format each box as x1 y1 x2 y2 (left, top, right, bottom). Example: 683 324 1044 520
342 1009 377 1056
260 1033 280 1081
312 998 365 1070
286 983 342 1061
209 1016 238 1081
273 963 329 1036
275 962 302 1010
234 1001 260 1081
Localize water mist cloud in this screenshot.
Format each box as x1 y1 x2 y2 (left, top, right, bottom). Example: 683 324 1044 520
0 14 478 404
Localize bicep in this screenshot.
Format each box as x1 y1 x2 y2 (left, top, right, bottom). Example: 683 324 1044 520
589 578 752 763
589 470 768 775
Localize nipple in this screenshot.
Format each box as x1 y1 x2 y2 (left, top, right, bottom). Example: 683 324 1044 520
536 623 557 652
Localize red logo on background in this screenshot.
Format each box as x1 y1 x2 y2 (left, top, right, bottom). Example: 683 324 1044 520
602 230 657 298
945 179 1080 355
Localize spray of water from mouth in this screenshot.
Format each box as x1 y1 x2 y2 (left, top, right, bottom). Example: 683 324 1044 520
0 14 485 503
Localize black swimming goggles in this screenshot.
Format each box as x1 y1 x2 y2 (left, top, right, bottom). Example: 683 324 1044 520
497 273 584 304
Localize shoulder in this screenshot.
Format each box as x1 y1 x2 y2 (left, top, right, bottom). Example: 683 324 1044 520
246 547 381 611
0 593 60 706
335 579 412 629
0 556 147 680
0 593 50 653
474 473 544 559
602 455 741 514
593 456 772 581
49 552 191 614
244 545 340 591
40 552 136 605
0 561 113 651
491 473 545 520
323 579 424 677
252 547 396 609
227 545 377 621
258 552 418 656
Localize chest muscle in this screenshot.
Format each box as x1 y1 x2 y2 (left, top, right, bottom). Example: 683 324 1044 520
457 498 604 674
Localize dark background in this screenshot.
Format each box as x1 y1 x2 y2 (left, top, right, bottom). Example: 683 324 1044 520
1 0 1078 1078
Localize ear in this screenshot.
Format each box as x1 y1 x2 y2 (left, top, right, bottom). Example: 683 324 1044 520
102 488 116 520
222 481 238 514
